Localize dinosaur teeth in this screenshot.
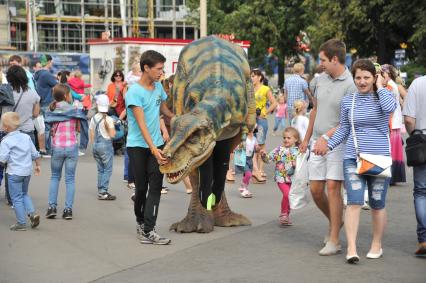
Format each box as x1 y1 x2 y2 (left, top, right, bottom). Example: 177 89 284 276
167 169 184 181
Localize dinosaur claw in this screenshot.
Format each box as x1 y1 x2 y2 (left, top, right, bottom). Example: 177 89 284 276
213 193 252 227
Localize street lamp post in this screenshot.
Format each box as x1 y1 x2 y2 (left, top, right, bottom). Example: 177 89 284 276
32 0 38 52
200 0 206 37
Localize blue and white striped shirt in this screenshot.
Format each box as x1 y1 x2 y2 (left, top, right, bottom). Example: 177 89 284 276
328 88 396 159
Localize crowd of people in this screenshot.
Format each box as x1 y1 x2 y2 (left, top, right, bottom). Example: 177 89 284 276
227 38 425 262
0 38 425 262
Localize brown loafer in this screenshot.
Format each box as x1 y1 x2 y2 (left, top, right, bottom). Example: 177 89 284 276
415 243 426 257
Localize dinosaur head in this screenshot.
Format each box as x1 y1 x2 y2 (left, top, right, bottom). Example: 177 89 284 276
160 112 216 184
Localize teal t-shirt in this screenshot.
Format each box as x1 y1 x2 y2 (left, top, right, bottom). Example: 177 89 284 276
26 70 36 91
125 81 168 148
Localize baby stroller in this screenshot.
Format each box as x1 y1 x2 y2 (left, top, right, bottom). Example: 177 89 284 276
111 115 127 155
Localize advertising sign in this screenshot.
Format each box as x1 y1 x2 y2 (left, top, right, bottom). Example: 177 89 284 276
0 51 90 75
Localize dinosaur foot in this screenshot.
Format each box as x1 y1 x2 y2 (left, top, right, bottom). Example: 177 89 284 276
213 193 252 227
170 207 214 233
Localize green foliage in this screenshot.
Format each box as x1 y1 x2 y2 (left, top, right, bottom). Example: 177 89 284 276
185 0 426 76
304 0 426 64
186 0 310 85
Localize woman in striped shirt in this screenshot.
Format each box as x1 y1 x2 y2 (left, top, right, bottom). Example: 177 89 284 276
318 59 396 264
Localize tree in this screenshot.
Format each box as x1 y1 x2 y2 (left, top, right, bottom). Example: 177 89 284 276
304 0 426 64
184 0 426 80
186 0 311 87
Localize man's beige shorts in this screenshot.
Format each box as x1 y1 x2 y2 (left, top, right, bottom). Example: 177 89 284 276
308 142 345 181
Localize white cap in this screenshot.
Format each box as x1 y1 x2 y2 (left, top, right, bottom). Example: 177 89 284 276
96 94 109 113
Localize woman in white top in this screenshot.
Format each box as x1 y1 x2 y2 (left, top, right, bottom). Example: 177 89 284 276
290 100 309 142
381 64 406 185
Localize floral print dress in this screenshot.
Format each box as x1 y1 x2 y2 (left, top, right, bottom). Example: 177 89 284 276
263 146 299 183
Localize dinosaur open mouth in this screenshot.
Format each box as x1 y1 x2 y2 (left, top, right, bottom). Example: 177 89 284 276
166 163 189 183
160 114 216 184
163 140 215 184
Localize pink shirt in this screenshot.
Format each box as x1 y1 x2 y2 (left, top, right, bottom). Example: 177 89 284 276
276 103 287 118
52 119 78 147
68 77 92 94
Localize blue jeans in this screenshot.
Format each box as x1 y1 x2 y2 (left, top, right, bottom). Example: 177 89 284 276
8 174 34 225
273 116 286 132
41 105 51 153
48 145 78 209
93 141 114 193
287 107 294 123
413 164 426 243
343 159 390 209
124 148 135 183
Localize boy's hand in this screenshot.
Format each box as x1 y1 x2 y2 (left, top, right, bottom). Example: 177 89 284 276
152 148 168 165
34 165 41 176
162 131 170 143
260 150 266 157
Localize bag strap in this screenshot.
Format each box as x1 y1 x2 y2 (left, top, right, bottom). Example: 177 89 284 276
350 93 391 156
12 89 24 112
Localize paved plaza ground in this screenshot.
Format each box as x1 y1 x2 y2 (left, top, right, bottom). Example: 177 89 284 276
0 133 424 283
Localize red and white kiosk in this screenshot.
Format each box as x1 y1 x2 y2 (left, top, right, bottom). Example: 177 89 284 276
87 37 250 92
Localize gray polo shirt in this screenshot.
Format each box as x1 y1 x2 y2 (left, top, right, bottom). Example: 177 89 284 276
402 75 426 130
1 88 40 132
313 68 357 139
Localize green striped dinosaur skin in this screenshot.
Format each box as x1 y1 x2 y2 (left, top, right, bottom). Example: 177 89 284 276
159 36 256 233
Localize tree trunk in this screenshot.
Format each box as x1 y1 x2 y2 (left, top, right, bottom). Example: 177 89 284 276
377 28 387 64
278 57 285 89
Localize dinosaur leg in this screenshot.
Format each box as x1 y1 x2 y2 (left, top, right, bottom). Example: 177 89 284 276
212 135 251 227
170 169 214 233
213 192 252 227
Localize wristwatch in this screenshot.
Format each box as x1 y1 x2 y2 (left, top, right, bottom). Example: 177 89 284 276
321 134 330 141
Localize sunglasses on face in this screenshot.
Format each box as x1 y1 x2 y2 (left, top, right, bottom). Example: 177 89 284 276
114 74 122 77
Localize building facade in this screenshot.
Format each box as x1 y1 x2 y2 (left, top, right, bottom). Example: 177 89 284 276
0 0 196 53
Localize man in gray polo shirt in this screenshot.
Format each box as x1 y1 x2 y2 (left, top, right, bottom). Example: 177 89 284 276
403 75 426 257
300 39 357 255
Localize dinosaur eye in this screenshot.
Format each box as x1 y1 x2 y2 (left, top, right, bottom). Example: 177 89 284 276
187 130 200 144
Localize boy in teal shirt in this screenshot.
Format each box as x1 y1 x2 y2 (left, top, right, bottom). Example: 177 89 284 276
126 50 174 245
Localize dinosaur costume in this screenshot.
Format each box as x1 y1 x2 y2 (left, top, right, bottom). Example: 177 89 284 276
160 36 256 233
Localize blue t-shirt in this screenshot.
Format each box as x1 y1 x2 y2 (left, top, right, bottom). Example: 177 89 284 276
26 70 36 91
125 81 167 148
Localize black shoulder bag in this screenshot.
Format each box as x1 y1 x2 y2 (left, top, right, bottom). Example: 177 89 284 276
405 129 426 166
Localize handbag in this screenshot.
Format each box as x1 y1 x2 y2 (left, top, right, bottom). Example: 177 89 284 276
109 85 120 108
350 94 392 178
405 129 426 166
234 147 246 167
